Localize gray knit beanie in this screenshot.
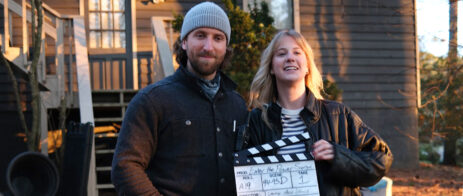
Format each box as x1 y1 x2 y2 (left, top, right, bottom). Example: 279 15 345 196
180 2 231 44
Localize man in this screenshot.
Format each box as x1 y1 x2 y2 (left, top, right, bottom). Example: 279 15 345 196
111 2 248 195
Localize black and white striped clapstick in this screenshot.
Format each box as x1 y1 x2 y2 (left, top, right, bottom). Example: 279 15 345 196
234 132 314 166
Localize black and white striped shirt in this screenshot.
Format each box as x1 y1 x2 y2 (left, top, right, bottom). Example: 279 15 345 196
277 107 307 155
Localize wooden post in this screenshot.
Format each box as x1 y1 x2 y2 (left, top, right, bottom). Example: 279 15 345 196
293 0 300 33
22 0 28 65
56 18 65 98
68 21 73 91
414 0 420 108
131 0 138 89
72 16 97 196
3 0 9 53
151 17 174 82
79 0 84 16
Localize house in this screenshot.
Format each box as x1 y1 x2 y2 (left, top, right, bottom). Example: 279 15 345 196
1 0 419 195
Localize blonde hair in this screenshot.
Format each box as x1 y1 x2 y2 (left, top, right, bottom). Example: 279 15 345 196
249 30 324 120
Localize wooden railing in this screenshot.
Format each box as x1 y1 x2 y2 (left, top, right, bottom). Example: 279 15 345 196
139 16 177 88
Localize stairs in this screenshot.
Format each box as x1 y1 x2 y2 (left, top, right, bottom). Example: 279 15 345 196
92 90 138 195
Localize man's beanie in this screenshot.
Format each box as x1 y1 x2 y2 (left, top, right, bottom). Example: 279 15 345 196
180 2 231 44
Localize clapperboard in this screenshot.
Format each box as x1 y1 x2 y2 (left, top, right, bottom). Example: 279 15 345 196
234 132 320 196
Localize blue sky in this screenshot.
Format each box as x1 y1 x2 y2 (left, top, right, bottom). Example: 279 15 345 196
417 0 463 57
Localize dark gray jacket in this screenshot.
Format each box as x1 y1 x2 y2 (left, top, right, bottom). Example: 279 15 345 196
111 66 248 195
242 93 393 196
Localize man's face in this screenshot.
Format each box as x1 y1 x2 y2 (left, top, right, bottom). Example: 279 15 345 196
182 28 227 81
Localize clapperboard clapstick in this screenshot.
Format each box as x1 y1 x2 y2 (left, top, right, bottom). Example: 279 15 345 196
234 132 314 166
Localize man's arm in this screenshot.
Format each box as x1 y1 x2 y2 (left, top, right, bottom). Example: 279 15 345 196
111 92 161 195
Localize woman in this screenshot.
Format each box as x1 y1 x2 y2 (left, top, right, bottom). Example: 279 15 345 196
244 30 393 195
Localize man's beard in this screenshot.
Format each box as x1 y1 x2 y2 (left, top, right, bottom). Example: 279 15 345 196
188 50 225 77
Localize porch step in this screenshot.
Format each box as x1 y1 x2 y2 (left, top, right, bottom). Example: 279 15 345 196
94 117 123 123
92 90 138 195
96 149 115 154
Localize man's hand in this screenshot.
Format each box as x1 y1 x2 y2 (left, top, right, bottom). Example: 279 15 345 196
312 140 334 161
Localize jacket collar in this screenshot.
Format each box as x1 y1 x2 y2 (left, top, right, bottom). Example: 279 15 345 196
303 91 321 122
267 90 321 124
174 65 238 92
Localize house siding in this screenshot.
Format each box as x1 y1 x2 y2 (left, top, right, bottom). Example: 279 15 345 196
299 0 418 168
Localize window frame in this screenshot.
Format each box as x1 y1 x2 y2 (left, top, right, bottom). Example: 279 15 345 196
87 0 127 50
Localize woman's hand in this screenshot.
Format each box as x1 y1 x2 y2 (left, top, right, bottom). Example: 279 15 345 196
312 140 334 161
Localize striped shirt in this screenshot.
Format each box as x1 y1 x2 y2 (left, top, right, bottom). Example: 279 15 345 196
277 107 307 155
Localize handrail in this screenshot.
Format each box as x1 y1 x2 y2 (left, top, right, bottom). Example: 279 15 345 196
0 0 60 40
150 17 175 82
41 2 62 18
72 16 97 196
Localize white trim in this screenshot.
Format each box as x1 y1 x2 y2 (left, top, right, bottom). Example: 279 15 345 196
56 19 65 98
22 0 28 63
79 0 84 16
413 0 421 108
132 0 138 89
73 17 97 196
8 5 12 44
293 0 300 32
3 0 9 53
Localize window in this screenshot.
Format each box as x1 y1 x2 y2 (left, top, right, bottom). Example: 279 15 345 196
245 0 294 29
88 0 126 48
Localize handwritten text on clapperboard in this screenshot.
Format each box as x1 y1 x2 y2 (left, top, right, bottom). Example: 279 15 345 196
234 160 320 196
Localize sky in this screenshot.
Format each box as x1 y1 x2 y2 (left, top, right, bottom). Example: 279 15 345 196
417 0 463 57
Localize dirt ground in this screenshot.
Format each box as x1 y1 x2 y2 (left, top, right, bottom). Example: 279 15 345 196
388 162 463 196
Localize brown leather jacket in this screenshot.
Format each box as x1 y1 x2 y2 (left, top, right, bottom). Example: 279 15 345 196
241 93 393 196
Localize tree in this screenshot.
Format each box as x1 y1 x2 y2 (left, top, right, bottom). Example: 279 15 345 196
419 50 463 166
442 0 459 165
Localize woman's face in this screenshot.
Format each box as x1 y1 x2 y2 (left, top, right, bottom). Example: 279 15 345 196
271 35 308 85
